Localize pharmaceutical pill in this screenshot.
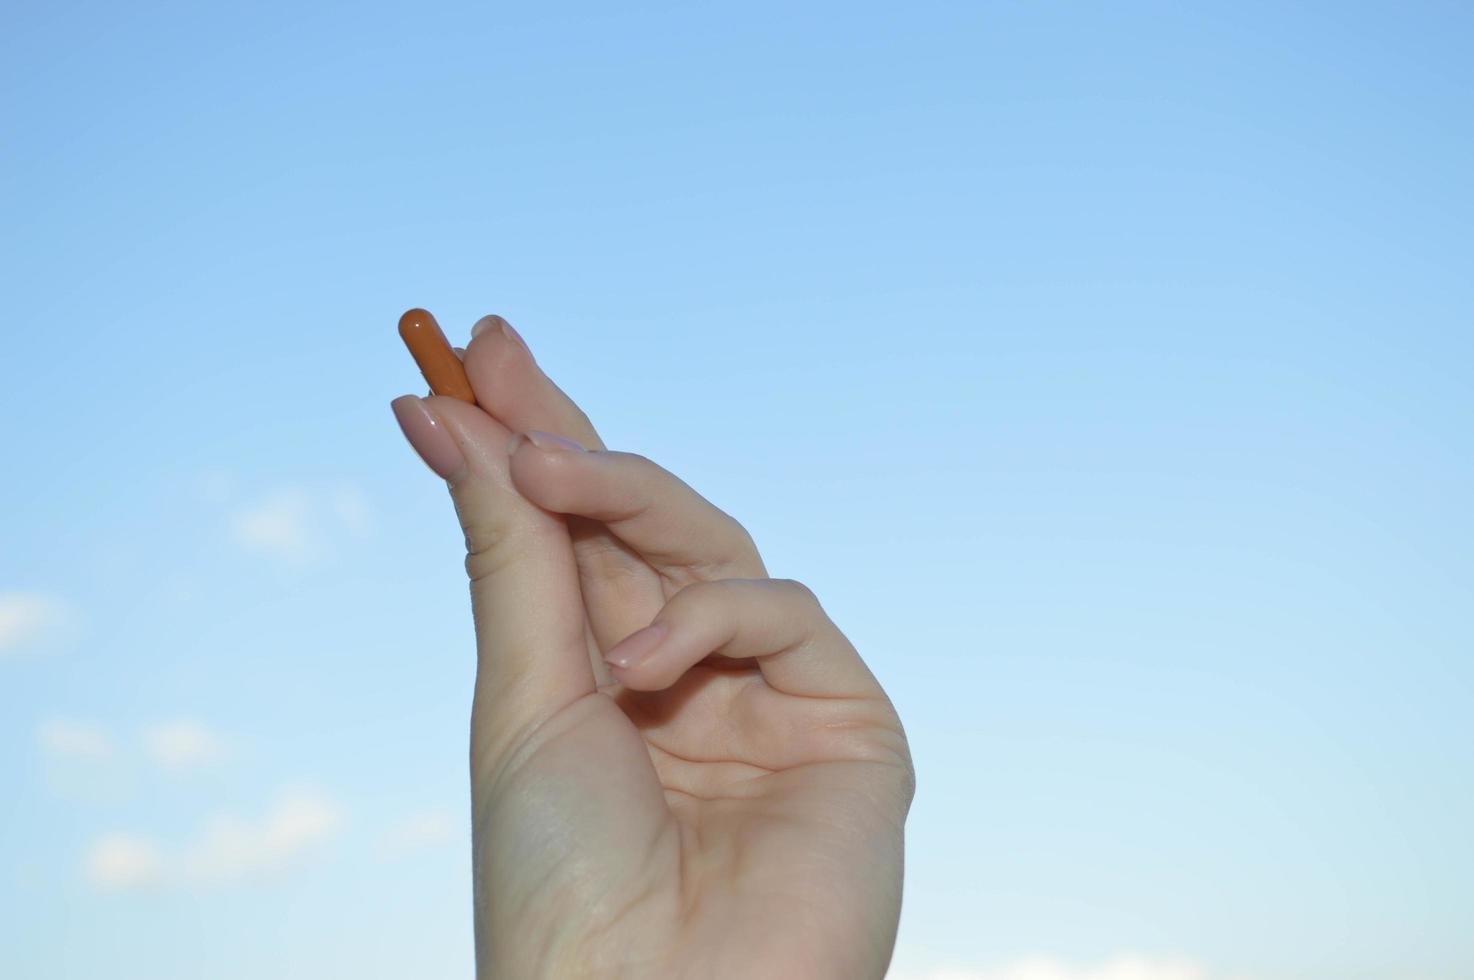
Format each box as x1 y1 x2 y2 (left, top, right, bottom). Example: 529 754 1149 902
398 308 476 403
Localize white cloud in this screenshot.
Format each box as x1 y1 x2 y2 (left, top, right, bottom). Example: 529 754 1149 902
38 718 128 804
86 834 164 890
0 592 73 657
40 716 232 803
891 955 1230 980
143 720 225 771
231 488 317 562
84 787 344 892
195 468 237 504
40 717 227 771
332 484 374 535
183 787 343 884
229 483 374 564
37 719 114 761
379 807 459 858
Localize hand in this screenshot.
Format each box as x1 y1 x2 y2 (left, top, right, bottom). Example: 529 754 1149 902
390 316 915 979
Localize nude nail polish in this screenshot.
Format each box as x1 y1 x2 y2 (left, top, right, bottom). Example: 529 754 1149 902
391 395 466 480
499 318 530 353
524 430 586 453
604 623 668 670
471 314 530 356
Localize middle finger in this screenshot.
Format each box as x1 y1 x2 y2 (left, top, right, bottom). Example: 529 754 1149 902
460 315 669 654
506 433 769 587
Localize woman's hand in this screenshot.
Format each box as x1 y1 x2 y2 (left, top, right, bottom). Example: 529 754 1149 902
391 316 914 979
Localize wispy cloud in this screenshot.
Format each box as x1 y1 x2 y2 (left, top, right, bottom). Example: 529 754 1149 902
378 807 460 859
37 718 127 803
228 482 374 564
184 787 343 883
230 488 318 562
41 716 232 804
37 718 115 762
143 720 226 771
195 468 237 505
85 787 344 892
331 484 374 535
892 956 1235 980
0 592 75 657
86 834 165 890
39 717 229 772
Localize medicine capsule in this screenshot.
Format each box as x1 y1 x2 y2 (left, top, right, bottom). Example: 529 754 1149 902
398 308 476 404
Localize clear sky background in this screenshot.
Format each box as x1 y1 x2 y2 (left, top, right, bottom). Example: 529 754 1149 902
3 2 1471 978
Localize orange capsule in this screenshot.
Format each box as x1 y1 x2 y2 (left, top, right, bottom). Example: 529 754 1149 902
398 308 476 404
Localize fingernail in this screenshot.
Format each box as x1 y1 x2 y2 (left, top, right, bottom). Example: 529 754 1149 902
604 623 668 671
470 314 530 355
391 395 466 480
524 430 586 453
499 318 530 353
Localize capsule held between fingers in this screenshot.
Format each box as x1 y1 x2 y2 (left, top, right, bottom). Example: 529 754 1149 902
398 308 476 403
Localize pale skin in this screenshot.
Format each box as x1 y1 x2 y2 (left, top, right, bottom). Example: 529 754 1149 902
390 315 915 979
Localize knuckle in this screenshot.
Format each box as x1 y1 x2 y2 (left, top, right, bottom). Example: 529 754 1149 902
733 521 760 556
669 577 729 612
608 449 659 482
573 536 643 580
598 451 658 515
568 402 600 442
775 577 821 609
665 577 757 630
617 450 655 469
465 547 519 586
712 517 759 564
459 515 520 584
895 759 918 811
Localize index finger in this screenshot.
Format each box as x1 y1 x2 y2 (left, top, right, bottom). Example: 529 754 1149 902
507 433 768 584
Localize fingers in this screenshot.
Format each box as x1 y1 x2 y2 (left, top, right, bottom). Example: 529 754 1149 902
461 314 606 451
507 432 768 582
457 316 668 653
390 394 597 753
601 578 884 700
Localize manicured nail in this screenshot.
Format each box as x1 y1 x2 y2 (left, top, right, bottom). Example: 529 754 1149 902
604 623 668 671
471 314 530 355
499 318 530 353
391 395 466 480
524 430 586 453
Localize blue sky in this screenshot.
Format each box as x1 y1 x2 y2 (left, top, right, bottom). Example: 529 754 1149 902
2 2 1471 978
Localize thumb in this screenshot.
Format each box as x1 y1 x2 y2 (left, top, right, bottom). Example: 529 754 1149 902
391 394 597 769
